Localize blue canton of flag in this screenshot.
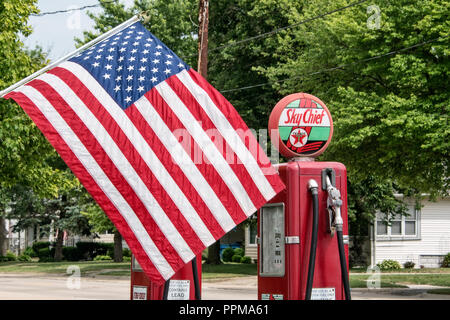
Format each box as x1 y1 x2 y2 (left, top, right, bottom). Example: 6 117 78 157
71 22 189 109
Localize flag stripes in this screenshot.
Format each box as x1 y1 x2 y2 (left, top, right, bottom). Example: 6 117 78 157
5 22 285 283
7 88 175 280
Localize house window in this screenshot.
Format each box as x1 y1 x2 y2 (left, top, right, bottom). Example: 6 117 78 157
375 205 420 239
248 222 257 245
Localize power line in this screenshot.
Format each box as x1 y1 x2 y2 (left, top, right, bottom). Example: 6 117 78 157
219 34 448 94
184 0 370 58
31 1 117 17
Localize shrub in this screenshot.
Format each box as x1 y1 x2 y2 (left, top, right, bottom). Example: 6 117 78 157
32 241 51 255
233 248 244 257
23 247 37 258
377 259 401 271
76 242 112 260
5 251 17 261
442 253 450 268
18 254 32 262
240 256 252 264
94 255 112 261
123 248 131 258
123 256 131 262
38 248 53 262
222 247 235 262
231 254 243 263
63 247 82 261
403 261 415 269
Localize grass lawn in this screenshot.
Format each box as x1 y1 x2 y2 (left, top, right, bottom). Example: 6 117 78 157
349 273 450 288
1 261 449 289
0 261 131 276
0 261 257 279
351 267 450 274
202 262 257 280
427 288 450 295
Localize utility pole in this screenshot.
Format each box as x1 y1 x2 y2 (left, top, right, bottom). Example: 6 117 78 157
198 0 220 265
197 0 209 78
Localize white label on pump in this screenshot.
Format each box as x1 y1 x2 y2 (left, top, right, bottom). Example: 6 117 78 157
168 280 190 300
132 286 147 300
311 288 336 300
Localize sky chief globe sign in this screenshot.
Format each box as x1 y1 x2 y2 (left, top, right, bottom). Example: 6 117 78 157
269 93 333 159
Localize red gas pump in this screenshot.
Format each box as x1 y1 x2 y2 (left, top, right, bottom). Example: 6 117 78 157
130 254 202 300
257 93 351 300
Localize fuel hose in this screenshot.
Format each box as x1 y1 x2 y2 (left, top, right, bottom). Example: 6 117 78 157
337 229 351 300
305 180 319 300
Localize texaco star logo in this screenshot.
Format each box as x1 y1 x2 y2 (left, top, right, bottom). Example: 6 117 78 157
289 128 308 148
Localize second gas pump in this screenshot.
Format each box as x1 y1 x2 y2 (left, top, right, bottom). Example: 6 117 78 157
257 92 351 300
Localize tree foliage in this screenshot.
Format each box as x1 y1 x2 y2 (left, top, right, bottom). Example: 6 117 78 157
0 0 70 197
76 0 448 259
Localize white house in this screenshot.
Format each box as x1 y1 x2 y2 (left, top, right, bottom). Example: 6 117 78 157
371 196 450 268
243 196 450 268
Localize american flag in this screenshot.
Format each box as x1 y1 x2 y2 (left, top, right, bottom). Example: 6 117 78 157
5 21 285 284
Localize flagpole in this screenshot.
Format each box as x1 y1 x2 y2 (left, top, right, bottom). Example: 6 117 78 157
0 14 141 98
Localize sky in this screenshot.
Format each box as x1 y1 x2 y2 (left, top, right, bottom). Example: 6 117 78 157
23 0 135 61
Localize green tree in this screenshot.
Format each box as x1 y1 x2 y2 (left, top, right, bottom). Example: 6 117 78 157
4 178 92 261
0 0 76 255
82 203 124 262
76 0 449 267
254 0 449 197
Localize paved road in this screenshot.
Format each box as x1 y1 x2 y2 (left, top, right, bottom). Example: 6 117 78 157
0 273 449 300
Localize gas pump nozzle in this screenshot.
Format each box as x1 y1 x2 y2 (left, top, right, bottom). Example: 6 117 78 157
324 175 351 300
326 176 343 233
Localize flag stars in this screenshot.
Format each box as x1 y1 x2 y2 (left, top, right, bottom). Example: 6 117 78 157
73 23 190 108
